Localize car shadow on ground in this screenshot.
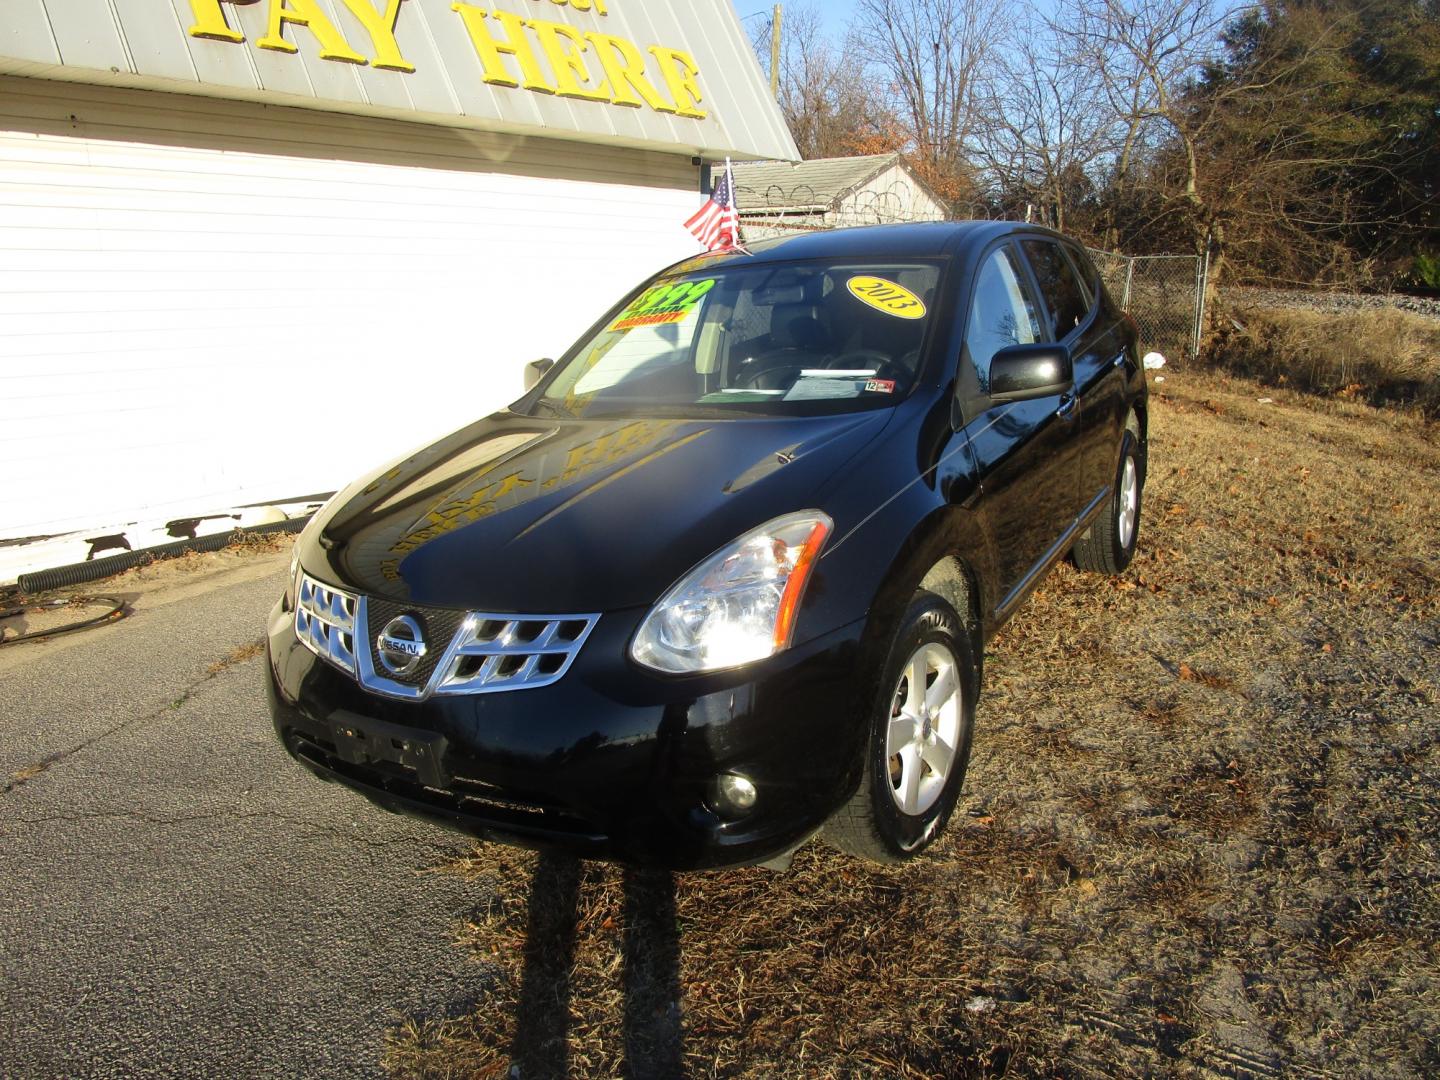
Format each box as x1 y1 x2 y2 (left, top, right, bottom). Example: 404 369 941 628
509 853 682 1080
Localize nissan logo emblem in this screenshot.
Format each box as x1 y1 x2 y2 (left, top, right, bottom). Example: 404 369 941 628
376 615 427 677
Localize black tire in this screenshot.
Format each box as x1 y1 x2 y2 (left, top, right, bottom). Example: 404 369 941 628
826 591 977 864
1072 429 1143 575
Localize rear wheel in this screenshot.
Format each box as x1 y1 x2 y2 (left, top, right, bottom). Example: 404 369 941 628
1072 429 1142 575
826 591 977 864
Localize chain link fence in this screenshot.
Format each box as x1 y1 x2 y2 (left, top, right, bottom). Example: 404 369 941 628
1089 249 1208 364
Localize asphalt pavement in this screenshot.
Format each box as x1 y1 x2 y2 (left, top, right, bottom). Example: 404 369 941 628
0 555 493 1078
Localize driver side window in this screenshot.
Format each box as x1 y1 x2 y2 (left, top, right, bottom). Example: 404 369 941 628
965 246 1043 395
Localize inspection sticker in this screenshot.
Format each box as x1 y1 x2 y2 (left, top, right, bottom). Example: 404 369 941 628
610 278 717 331
865 378 896 393
847 276 926 319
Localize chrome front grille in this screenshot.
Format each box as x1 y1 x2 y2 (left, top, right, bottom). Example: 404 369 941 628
295 576 359 674
293 571 598 700
441 615 596 694
364 597 469 691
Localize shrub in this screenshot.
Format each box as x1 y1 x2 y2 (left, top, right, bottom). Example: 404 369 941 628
1413 253 1440 292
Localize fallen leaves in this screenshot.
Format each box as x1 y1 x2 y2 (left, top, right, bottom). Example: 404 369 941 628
1177 662 1240 693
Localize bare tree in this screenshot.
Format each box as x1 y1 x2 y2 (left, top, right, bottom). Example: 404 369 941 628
750 4 888 160
852 0 1007 208
1054 0 1235 251
972 11 1115 234
1056 0 1403 292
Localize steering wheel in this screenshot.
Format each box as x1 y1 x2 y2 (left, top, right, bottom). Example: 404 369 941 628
733 362 802 390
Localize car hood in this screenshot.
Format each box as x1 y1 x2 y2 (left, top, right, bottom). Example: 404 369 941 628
306 409 891 612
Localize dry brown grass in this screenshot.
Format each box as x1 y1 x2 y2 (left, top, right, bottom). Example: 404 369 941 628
386 369 1439 1079
1203 304 1440 418
227 527 294 555
8 763 45 785
206 638 265 675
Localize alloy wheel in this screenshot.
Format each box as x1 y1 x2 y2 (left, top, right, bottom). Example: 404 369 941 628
885 642 963 816
1118 455 1139 549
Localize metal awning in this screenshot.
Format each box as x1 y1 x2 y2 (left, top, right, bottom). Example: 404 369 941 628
0 0 799 162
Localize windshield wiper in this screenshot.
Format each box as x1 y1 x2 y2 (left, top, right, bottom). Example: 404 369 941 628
532 398 573 419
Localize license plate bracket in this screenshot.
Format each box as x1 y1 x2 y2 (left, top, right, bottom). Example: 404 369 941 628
329 710 450 789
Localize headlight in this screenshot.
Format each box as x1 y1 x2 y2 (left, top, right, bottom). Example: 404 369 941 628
630 510 833 674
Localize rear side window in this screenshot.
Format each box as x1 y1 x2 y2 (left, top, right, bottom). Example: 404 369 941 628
1022 239 1090 341
1065 244 1101 308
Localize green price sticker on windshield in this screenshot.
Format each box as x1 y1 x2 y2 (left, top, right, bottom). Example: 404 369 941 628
610 278 717 331
847 275 927 319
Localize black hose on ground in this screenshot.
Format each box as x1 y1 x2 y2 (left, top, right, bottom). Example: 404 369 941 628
14 517 309 596
0 596 128 647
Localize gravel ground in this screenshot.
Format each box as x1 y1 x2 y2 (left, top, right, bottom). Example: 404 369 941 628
1227 286 1440 321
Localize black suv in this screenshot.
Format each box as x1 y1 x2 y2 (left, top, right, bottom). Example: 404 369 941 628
267 222 1146 869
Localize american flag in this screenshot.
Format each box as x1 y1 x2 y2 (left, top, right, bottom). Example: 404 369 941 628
684 159 741 251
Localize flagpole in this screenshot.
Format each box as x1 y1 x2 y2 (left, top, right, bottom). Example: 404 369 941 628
681 156 750 254
725 157 750 254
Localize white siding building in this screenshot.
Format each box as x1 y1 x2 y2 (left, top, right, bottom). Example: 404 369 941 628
0 0 796 579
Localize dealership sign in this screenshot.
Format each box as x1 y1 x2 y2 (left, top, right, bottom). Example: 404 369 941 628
185 0 706 118
0 0 797 161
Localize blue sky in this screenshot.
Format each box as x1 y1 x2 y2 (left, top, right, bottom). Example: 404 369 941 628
735 1 862 43
738 0 1243 46
807 0 863 38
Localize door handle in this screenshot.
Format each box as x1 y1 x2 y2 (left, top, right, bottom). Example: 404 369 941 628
1056 394 1077 420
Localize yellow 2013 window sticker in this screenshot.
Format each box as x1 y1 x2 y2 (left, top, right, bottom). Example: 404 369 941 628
610 278 717 331
847 276 927 319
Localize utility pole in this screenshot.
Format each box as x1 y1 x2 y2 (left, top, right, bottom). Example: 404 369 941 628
770 4 782 99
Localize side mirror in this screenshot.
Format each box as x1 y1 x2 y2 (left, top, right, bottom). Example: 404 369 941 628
524 357 555 391
989 344 1072 402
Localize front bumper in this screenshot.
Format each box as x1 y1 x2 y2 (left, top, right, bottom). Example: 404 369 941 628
266 595 870 869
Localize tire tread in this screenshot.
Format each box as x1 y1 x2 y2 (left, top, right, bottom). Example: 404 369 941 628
824 590 974 865
1073 432 1140 575
1071 498 1124 573
825 779 906 864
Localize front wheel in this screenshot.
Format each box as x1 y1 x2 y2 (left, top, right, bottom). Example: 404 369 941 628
826 591 977 864
1072 430 1143 575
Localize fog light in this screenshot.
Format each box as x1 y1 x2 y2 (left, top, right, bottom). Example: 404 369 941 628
711 772 758 818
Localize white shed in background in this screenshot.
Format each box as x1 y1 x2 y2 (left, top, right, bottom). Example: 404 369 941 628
0 0 797 582
733 153 948 240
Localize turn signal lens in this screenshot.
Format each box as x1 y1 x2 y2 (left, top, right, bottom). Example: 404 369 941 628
286 547 301 609
630 511 833 674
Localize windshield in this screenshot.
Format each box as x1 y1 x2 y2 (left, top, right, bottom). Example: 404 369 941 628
528 260 943 419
